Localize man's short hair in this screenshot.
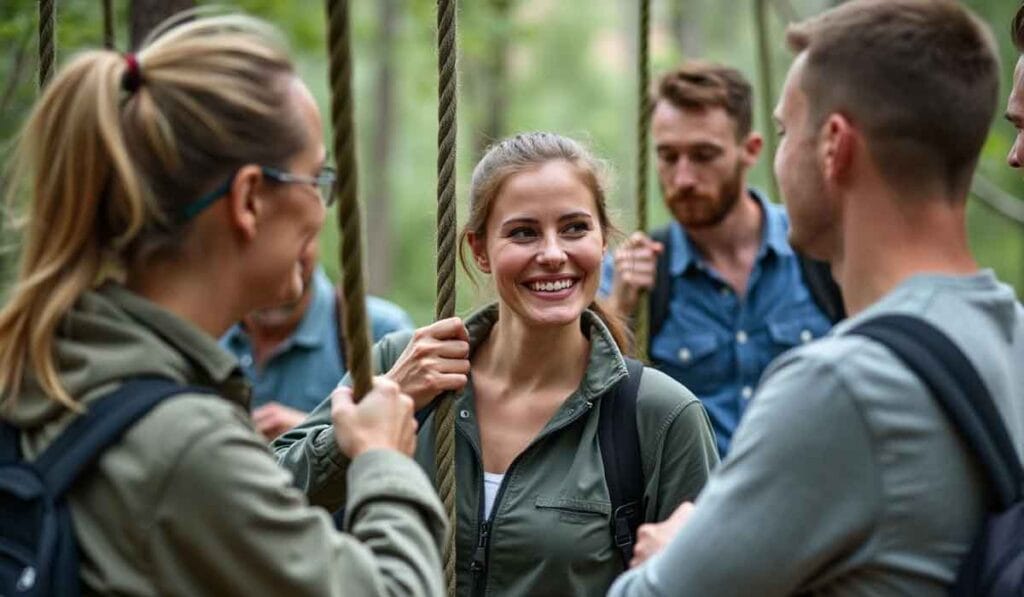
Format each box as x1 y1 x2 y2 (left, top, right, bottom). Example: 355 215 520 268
786 0 999 197
652 61 753 139
1014 2 1024 52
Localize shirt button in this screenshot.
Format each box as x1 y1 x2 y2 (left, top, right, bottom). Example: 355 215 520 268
678 348 692 363
240 355 253 368
741 386 754 400
459 410 470 419
720 287 731 297
800 329 814 343
735 330 748 345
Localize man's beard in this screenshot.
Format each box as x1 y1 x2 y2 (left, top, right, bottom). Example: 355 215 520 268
666 161 745 229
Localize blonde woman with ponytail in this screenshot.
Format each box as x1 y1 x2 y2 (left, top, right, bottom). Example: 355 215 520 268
0 14 444 596
276 132 719 596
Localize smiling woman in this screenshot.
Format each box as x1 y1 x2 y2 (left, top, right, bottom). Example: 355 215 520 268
275 131 720 597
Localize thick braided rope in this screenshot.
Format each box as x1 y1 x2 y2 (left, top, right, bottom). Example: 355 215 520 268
633 0 652 361
434 0 458 593
326 0 373 399
103 0 115 49
38 0 55 89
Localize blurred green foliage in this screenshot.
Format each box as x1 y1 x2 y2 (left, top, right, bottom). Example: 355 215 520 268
1 0 1022 325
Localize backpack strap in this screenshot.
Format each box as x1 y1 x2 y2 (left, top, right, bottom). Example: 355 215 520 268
797 253 846 324
599 356 645 568
647 225 673 346
33 377 208 497
848 314 1023 509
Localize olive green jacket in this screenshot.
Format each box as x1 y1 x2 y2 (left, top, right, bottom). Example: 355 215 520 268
275 306 719 597
0 283 446 596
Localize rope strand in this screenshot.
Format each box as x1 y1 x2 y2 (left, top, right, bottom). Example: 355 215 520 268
633 0 652 361
326 0 373 400
435 0 458 593
38 0 55 89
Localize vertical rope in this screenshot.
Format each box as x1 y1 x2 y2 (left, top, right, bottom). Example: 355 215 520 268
434 0 458 593
754 0 780 200
38 0 55 89
103 0 115 50
633 0 652 361
326 0 373 400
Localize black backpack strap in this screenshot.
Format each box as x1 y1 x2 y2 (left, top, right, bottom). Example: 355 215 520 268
599 357 645 568
0 420 20 462
797 253 846 324
848 314 1023 509
33 377 207 497
647 225 673 346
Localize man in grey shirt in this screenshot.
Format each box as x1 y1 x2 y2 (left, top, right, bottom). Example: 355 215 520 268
609 1 1024 595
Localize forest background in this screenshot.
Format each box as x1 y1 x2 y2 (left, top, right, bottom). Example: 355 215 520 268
2 0 1023 326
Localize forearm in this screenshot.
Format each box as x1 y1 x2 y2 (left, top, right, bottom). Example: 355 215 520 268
272 396 349 509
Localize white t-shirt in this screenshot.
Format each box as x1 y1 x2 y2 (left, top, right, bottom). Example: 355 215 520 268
483 472 505 520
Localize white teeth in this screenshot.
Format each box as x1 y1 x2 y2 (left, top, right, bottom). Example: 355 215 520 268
528 279 575 292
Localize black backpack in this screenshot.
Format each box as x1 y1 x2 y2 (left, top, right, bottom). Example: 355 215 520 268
412 357 646 569
647 225 846 348
0 377 202 597
849 314 1024 596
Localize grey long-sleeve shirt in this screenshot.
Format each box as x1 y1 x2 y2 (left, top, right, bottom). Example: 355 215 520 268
609 271 1024 597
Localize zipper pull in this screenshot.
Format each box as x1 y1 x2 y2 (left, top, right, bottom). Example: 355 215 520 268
470 521 491 574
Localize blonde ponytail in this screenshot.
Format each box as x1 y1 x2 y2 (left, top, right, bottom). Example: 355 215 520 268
0 14 307 409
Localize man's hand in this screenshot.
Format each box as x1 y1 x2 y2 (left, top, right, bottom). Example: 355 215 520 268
252 402 307 440
609 231 664 317
331 377 418 458
630 501 696 568
385 317 471 410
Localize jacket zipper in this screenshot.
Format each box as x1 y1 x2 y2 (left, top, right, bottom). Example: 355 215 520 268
463 399 596 597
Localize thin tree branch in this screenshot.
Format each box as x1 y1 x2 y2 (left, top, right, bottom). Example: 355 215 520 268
971 175 1024 227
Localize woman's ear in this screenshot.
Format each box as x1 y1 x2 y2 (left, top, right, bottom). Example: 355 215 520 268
224 164 263 241
466 231 491 273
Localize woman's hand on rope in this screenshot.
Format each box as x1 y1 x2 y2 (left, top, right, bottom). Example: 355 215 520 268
610 231 664 317
385 317 471 410
330 377 418 458
630 501 695 568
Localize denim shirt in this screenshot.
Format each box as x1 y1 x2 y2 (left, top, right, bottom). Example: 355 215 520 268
600 190 832 455
221 266 414 412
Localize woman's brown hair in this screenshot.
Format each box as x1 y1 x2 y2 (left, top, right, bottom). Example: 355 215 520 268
459 132 631 352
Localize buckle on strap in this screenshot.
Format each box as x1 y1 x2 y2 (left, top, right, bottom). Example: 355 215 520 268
612 501 641 547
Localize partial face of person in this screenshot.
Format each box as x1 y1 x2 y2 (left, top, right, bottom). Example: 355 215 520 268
1006 57 1024 169
471 160 606 329
652 101 754 229
773 54 835 261
250 77 327 310
247 237 320 329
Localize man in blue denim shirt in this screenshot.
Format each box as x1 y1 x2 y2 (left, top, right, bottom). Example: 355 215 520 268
222 240 413 439
601 61 834 455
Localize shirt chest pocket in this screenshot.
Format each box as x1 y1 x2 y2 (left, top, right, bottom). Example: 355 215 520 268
534 496 610 524
650 330 724 395
762 312 831 369
530 496 615 570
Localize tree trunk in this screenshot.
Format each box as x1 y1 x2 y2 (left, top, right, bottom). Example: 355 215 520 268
130 0 195 50
472 0 512 161
366 0 399 296
670 0 702 58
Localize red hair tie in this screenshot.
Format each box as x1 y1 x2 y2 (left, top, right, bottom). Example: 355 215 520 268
122 53 143 93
